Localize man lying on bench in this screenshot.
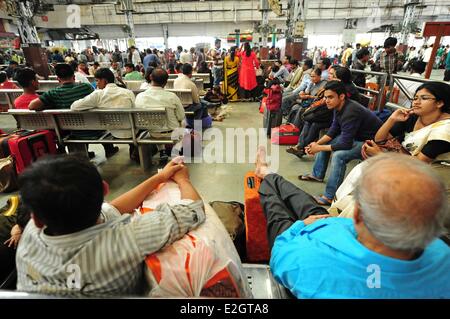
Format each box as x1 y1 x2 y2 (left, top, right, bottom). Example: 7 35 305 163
15 155 205 296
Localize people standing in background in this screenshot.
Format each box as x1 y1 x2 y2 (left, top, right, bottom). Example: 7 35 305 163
444 48 450 81
351 43 361 66
351 48 370 88
130 46 142 66
195 48 205 71
237 42 259 101
224 46 240 101
422 44 433 64
209 39 224 87
340 44 353 67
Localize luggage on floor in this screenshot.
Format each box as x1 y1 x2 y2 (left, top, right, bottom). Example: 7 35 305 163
287 104 305 129
265 84 282 112
209 201 246 261
263 108 282 137
0 156 18 193
6 130 57 174
0 133 15 159
243 171 270 263
271 123 300 145
259 96 266 114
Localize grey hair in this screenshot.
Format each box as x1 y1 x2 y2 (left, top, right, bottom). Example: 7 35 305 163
353 153 448 252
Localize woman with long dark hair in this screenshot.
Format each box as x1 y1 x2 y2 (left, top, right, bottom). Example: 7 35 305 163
224 46 240 101
237 42 259 101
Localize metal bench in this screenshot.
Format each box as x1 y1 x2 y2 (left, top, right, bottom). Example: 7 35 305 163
358 93 374 109
192 73 211 85
132 88 193 107
166 88 194 106
165 78 203 91
49 75 95 83
242 264 294 299
124 80 145 90
0 89 24 109
6 108 173 171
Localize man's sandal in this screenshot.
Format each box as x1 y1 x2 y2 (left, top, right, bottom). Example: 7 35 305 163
298 174 323 182
313 195 333 206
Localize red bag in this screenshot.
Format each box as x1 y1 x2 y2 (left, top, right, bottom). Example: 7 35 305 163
7 130 57 173
259 96 266 113
244 171 270 263
271 123 300 145
265 85 282 112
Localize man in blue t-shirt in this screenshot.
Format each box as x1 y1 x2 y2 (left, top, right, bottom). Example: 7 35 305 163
254 148 449 298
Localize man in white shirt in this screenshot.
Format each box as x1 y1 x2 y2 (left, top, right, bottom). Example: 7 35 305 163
173 63 207 120
136 68 185 161
130 46 142 66
180 49 193 64
71 68 135 157
135 68 184 132
422 44 433 63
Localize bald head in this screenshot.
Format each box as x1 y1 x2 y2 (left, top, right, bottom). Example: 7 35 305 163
354 153 448 251
151 68 169 87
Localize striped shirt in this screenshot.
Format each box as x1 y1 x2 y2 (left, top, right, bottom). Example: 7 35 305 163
39 82 94 109
16 200 205 296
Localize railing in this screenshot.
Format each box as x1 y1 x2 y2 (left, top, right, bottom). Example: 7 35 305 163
349 69 388 111
389 73 447 104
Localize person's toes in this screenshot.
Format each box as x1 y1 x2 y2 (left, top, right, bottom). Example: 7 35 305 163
256 145 267 166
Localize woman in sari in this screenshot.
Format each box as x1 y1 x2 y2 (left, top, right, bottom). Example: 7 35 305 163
224 47 240 101
331 81 450 218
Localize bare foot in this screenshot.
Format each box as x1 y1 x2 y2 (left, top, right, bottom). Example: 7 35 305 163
255 146 270 179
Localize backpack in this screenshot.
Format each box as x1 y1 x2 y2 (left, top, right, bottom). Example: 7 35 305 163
209 201 246 261
266 84 282 112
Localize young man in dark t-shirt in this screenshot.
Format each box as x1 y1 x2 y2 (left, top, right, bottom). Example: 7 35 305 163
300 81 382 205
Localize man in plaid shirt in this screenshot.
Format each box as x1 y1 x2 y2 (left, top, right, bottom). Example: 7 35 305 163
379 37 399 75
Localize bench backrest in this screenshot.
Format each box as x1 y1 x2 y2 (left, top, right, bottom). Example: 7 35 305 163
166 78 203 90
8 108 168 136
8 110 55 130
49 75 95 83
0 90 23 108
124 80 144 90
193 73 210 84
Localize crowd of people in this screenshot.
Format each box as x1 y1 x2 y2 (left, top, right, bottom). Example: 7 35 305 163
0 35 449 299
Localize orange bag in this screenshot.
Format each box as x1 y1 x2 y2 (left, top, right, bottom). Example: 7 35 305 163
244 171 270 262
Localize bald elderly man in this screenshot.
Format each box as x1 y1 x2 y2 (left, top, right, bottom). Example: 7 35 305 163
254 148 449 298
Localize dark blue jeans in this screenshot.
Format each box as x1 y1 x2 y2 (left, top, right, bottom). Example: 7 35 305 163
311 137 364 200
297 121 330 149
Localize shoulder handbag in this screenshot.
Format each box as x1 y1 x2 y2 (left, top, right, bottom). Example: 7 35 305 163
0 156 18 193
302 101 333 123
361 138 410 160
